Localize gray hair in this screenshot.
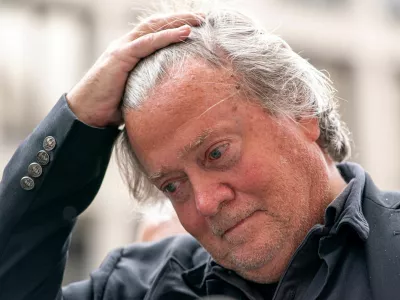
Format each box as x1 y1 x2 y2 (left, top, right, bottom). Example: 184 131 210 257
115 9 351 202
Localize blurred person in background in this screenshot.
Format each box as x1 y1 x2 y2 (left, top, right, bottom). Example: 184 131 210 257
0 3 399 300
139 214 186 242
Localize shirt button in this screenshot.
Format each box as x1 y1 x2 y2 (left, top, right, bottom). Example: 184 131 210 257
43 136 56 151
36 150 50 166
28 162 43 178
20 176 35 190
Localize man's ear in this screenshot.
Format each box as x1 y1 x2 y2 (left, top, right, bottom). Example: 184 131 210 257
297 117 320 142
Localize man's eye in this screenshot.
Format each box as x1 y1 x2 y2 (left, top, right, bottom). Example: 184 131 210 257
163 182 177 194
208 144 228 160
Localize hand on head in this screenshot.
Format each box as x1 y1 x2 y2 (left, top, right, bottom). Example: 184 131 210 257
66 12 204 128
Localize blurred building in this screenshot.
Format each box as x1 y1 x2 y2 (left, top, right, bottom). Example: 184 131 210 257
1 0 399 285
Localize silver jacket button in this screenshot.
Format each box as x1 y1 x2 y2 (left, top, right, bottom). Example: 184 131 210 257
20 176 35 190
28 162 43 178
43 136 56 151
36 150 50 166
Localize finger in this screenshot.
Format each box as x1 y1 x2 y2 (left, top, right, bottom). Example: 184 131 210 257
125 25 191 60
138 12 204 32
124 12 203 41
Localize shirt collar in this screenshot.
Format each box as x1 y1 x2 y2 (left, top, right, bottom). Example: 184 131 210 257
324 162 369 241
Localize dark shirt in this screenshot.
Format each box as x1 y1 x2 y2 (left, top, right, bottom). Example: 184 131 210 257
249 282 278 299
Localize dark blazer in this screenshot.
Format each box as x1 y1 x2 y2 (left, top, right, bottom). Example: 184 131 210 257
1 95 400 300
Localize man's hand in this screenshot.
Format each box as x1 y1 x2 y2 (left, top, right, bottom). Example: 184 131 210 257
66 13 203 128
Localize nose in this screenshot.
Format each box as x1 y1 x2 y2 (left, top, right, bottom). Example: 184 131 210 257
191 174 235 217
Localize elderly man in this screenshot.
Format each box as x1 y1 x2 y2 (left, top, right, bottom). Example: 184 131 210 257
0 8 399 300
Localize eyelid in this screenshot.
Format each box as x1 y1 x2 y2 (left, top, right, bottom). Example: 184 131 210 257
162 182 178 194
161 179 190 203
161 180 178 193
205 142 230 160
160 176 187 194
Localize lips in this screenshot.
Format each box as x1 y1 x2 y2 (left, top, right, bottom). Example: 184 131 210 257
223 217 249 236
216 210 258 237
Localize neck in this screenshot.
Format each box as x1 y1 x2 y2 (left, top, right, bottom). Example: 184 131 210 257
325 155 348 210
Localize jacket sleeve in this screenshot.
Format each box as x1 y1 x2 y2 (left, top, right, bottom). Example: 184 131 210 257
0 94 120 300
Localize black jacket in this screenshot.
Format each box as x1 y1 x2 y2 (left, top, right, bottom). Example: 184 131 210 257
1 95 400 300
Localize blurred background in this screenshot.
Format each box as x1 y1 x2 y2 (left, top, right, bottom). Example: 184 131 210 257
1 0 400 285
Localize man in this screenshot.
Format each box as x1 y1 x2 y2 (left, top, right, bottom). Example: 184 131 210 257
0 8 399 300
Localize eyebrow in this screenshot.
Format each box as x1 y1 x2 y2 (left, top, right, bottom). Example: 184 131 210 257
179 129 213 159
147 129 213 182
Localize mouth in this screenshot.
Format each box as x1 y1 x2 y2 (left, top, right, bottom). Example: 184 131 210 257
221 210 258 237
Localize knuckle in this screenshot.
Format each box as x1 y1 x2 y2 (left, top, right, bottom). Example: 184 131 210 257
144 33 156 45
148 16 163 24
141 15 164 31
107 45 121 59
131 35 155 55
162 29 175 39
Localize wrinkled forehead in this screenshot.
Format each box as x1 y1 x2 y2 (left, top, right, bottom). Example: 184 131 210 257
125 62 241 134
148 60 239 109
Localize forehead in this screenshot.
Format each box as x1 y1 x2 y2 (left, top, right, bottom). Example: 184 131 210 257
144 61 239 117
125 62 242 141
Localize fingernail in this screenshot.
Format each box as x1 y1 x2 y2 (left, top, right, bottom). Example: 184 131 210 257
179 24 191 32
195 12 206 22
178 25 191 39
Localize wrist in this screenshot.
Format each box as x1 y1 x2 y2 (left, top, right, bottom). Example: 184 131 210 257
65 93 117 128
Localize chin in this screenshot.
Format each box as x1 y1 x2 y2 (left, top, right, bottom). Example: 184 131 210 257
236 265 283 284
215 234 288 283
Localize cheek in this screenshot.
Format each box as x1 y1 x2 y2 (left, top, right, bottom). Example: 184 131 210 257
230 152 277 196
231 144 304 215
172 202 209 238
